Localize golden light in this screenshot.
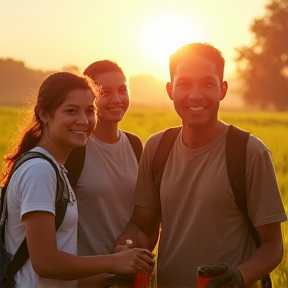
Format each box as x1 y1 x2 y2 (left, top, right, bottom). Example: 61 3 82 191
140 14 205 63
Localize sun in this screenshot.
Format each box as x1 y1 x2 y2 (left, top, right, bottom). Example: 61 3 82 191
140 14 205 63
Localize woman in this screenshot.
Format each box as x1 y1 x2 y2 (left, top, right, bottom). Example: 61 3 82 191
1 71 154 288
65 61 145 287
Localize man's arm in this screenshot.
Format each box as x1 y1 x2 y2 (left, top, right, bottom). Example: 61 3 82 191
204 222 284 288
115 205 162 252
237 222 284 285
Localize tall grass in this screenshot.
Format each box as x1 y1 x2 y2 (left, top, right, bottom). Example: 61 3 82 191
1 105 288 286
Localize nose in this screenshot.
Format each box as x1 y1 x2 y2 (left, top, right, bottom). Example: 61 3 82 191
188 85 203 99
110 92 121 103
77 112 89 125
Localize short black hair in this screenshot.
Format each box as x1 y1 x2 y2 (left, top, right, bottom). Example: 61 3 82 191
169 43 225 82
83 60 126 81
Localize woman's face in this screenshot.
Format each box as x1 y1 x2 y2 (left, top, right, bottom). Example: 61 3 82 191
42 88 97 149
94 71 130 124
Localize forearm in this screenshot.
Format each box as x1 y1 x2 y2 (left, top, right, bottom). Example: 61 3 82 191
33 251 113 280
237 239 283 285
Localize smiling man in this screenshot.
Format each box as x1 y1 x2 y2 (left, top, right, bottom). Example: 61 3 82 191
115 43 287 288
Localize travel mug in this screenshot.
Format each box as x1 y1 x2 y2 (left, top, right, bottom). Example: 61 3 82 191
197 266 215 288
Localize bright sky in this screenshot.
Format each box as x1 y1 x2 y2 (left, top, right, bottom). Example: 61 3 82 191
0 0 269 81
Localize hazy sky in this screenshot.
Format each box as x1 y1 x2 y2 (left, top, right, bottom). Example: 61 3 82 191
0 0 269 81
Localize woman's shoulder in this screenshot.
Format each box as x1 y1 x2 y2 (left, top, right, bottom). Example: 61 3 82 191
13 148 60 180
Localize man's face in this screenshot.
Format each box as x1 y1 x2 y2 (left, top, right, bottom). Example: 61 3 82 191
166 56 227 129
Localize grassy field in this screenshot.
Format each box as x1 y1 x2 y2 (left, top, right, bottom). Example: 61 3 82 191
1 105 288 286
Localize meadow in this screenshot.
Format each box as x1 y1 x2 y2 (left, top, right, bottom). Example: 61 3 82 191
1 105 288 286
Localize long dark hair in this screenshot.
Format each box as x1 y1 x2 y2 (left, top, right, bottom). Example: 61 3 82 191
1 71 98 186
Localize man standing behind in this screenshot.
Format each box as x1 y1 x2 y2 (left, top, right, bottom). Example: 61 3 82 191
115 43 287 288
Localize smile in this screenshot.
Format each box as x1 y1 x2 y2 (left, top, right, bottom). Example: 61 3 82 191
189 107 205 111
108 107 123 111
70 130 87 134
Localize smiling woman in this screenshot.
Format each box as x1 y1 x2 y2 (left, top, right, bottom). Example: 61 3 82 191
140 14 204 63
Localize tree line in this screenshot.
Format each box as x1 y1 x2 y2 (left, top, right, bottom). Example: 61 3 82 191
0 59 51 106
1 0 287 110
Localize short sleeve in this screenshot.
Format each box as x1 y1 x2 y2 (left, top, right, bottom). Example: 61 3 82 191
13 159 58 218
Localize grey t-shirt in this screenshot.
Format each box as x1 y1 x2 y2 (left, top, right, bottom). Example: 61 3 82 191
134 124 287 288
75 131 138 255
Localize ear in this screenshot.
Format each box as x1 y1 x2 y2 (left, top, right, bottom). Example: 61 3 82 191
166 82 173 100
38 108 50 124
220 81 228 101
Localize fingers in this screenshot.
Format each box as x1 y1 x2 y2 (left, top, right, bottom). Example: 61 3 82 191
125 239 133 246
114 238 136 253
110 248 155 275
199 263 227 277
114 244 130 253
206 272 232 288
203 263 244 288
134 248 155 273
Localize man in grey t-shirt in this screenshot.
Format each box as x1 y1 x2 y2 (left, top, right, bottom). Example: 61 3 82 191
115 43 287 288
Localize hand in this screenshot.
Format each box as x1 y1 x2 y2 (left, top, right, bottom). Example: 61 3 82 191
114 238 134 253
115 231 150 252
201 263 245 288
109 248 154 275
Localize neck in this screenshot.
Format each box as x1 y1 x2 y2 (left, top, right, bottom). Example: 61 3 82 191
182 120 225 149
92 121 119 143
37 137 71 165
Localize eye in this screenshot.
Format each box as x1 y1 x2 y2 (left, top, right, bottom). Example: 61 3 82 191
204 82 214 88
100 90 110 97
65 109 77 114
86 108 96 116
120 87 128 93
176 82 190 88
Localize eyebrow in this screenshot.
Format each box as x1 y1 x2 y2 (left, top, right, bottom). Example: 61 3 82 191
63 104 95 108
176 76 217 82
63 104 78 108
100 83 127 88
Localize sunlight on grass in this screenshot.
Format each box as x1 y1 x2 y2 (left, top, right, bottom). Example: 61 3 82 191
1 105 287 286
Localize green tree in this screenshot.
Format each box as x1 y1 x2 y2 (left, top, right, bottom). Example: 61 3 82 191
235 0 288 110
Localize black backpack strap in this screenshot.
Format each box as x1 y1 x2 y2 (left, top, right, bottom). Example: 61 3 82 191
5 151 67 280
225 125 260 245
65 132 142 189
226 125 272 288
152 127 181 191
123 131 143 164
226 125 272 287
65 146 86 189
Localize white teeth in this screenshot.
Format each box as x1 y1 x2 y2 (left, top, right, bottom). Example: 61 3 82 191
189 107 204 111
109 107 122 111
71 130 86 134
